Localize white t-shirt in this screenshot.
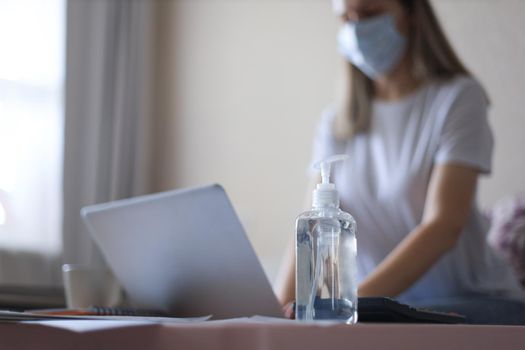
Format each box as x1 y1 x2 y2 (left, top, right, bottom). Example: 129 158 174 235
311 75 524 302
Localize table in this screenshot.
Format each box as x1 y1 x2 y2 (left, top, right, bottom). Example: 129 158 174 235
2 319 525 350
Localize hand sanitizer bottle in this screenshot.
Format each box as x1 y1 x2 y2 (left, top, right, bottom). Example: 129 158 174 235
295 155 358 324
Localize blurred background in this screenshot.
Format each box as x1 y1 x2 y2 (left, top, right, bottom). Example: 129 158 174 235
0 0 524 305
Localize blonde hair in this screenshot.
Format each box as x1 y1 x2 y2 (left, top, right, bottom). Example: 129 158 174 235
335 0 470 139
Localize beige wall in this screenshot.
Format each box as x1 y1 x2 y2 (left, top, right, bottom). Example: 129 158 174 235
154 0 525 284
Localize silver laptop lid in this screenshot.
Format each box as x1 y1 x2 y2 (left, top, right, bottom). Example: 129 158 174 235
81 184 283 319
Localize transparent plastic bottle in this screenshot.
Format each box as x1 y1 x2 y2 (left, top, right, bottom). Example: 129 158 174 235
295 155 358 324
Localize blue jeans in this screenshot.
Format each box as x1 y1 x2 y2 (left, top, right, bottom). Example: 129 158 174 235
411 296 525 325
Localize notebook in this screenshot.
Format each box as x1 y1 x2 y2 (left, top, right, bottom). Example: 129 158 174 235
81 184 284 320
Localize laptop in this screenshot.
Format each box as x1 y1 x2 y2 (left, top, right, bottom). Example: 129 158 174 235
81 184 284 320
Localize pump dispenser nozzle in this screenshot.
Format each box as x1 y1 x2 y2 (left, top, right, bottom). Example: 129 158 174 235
313 155 348 208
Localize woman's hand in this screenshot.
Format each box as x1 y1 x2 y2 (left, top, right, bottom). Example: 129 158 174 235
282 301 296 319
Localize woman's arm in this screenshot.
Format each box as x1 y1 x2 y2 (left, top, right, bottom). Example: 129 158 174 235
275 238 295 306
358 163 479 297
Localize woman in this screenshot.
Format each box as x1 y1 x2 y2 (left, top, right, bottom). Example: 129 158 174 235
277 0 525 324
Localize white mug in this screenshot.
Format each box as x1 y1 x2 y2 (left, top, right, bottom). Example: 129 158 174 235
62 264 122 309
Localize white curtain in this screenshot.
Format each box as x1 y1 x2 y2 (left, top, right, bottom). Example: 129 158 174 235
0 0 65 287
63 0 156 266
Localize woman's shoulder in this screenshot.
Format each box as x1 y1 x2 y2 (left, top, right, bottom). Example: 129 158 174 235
316 105 340 138
318 104 355 143
431 75 488 104
313 105 337 141
319 104 337 122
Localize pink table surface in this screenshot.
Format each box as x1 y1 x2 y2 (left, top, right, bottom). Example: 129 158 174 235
2 320 525 350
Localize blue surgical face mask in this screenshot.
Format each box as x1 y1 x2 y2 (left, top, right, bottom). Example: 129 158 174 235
337 14 407 79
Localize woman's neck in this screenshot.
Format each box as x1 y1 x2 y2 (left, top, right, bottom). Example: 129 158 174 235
373 55 423 101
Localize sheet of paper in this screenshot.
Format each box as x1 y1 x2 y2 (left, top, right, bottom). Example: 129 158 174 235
203 315 349 327
26 315 211 333
248 315 301 324
0 310 56 321
250 316 343 327
204 316 296 326
27 319 154 333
